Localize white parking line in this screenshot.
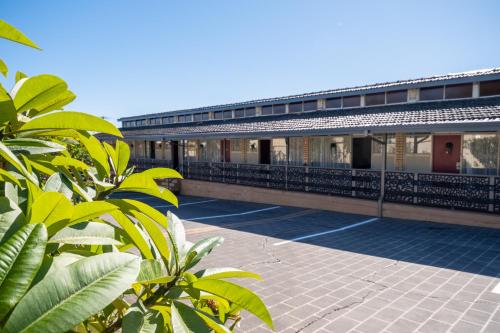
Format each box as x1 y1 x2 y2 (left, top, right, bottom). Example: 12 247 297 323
492 281 500 294
186 206 281 221
152 199 218 208
273 217 379 246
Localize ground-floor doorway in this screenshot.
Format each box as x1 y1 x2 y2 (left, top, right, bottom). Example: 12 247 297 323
259 139 271 164
432 135 461 173
352 137 372 169
171 141 179 169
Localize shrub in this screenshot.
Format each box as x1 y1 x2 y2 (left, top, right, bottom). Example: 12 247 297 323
0 19 272 332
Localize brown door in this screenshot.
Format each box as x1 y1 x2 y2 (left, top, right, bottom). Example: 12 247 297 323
220 139 231 162
352 137 372 169
432 135 461 173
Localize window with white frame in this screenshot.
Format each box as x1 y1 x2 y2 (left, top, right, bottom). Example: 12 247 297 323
271 138 287 165
405 135 431 172
462 133 499 175
372 135 396 170
288 137 304 166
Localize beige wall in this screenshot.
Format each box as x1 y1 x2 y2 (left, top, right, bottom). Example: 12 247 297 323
181 180 500 229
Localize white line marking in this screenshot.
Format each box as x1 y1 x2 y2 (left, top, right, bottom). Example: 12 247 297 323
186 206 281 221
273 217 379 246
153 199 218 208
492 281 500 294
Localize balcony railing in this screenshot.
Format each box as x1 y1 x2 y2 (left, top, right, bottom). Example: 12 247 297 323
130 159 500 214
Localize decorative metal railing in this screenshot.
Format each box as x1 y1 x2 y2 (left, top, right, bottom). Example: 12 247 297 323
129 159 500 214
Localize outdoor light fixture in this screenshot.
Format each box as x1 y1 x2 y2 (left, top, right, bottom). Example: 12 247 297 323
250 143 257 151
445 141 454 154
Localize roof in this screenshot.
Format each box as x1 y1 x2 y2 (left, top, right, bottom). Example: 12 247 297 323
121 96 500 140
119 68 500 121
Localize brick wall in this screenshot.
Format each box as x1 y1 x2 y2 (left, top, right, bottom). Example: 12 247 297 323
395 133 405 171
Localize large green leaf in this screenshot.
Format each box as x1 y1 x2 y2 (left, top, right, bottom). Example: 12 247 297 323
0 197 25 244
49 222 121 245
77 131 110 178
141 168 183 180
123 304 166 333
115 140 131 176
195 267 262 280
0 168 22 187
71 201 118 225
3 252 140 333
0 19 40 49
43 172 74 199
129 211 170 263
12 74 71 114
135 259 174 286
171 301 230 333
190 279 273 329
18 111 122 137
117 173 178 206
185 236 223 270
106 199 167 228
0 224 47 321
109 211 154 260
29 192 74 231
0 141 39 185
4 138 66 155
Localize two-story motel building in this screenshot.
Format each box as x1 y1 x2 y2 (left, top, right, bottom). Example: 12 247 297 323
118 69 500 224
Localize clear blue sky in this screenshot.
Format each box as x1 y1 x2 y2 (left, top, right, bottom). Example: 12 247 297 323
1 1 499 124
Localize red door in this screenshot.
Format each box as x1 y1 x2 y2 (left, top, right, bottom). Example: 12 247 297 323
432 135 461 173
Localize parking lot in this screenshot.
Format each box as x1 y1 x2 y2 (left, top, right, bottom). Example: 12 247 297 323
122 194 500 333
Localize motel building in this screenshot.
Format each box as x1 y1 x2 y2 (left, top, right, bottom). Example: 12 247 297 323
118 68 500 225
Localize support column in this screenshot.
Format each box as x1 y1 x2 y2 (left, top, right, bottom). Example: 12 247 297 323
378 133 388 217
303 137 310 165
395 133 406 171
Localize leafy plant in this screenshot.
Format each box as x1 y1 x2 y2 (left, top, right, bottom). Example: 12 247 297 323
0 19 273 332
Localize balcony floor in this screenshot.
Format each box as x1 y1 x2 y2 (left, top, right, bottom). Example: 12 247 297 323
116 193 500 332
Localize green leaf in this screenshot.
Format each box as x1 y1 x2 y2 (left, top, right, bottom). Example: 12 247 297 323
0 141 39 185
167 212 185 260
71 201 118 225
185 236 223 270
141 168 183 180
43 172 74 199
0 168 22 187
0 84 17 125
0 19 40 49
18 110 122 137
3 252 140 333
123 304 166 333
12 74 72 114
118 173 178 207
4 138 66 155
135 259 174 286
109 211 154 260
106 199 167 228
0 58 7 77
15 71 27 83
49 222 122 245
77 131 110 178
0 197 25 244
195 267 262 280
115 140 131 176
129 211 171 263
191 279 273 329
29 192 73 232
0 224 47 321
172 301 230 333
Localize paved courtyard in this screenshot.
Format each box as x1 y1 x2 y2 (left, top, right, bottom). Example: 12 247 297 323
123 194 500 333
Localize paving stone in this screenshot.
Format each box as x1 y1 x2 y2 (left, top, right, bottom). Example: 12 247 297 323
323 317 360 333
386 318 420 333
419 319 451 333
450 320 483 333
